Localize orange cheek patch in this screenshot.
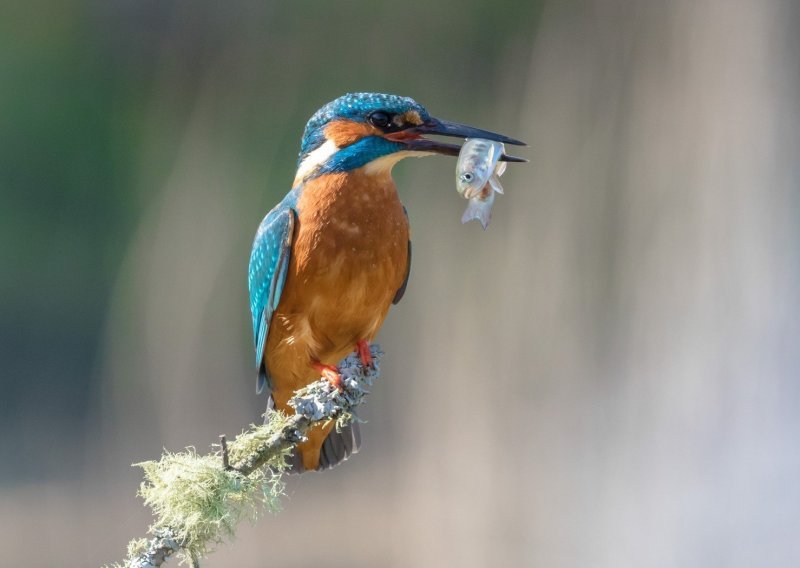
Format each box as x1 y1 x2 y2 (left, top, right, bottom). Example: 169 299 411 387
324 120 380 146
402 110 423 125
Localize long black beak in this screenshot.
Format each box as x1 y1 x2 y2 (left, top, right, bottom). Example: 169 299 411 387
400 117 527 162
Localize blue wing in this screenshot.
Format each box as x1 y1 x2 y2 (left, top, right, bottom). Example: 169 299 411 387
248 194 297 394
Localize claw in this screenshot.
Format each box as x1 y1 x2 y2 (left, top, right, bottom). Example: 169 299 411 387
356 339 373 368
311 362 343 391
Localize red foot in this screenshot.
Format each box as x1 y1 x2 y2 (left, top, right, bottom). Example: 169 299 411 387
356 339 373 368
311 362 343 391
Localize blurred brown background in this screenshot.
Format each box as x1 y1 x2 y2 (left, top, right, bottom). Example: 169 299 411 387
2 0 799 566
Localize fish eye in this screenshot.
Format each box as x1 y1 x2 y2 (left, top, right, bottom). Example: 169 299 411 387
368 111 391 128
461 173 474 182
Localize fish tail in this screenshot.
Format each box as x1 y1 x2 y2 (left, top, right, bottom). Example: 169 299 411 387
461 199 492 230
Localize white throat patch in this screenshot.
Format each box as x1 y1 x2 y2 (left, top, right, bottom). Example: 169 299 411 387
293 139 338 186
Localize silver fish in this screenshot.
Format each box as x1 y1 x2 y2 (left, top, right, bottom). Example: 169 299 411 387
458 140 507 229
456 138 505 199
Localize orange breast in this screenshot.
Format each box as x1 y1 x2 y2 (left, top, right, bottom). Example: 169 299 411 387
265 167 409 409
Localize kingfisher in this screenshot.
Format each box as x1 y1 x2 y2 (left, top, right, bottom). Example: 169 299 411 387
248 93 524 473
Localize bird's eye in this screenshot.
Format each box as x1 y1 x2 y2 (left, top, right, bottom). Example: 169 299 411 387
369 111 391 128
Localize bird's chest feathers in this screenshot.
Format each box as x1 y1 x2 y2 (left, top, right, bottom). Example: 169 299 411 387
294 170 408 297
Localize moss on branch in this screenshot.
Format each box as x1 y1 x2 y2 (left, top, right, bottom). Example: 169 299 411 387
105 345 383 568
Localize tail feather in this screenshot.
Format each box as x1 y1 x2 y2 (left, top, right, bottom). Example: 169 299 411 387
264 396 361 474
292 420 360 473
318 421 361 471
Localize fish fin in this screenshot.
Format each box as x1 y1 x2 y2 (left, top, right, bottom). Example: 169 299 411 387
495 161 507 176
461 200 492 230
488 174 504 194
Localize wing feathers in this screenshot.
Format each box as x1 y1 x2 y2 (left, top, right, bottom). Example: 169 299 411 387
249 205 297 393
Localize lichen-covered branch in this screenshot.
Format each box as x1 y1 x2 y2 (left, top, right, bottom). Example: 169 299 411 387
105 345 383 568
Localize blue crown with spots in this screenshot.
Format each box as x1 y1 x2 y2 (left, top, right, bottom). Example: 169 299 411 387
298 93 430 164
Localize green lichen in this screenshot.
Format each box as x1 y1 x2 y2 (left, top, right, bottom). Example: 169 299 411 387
136 446 286 562
126 539 149 559
106 345 383 567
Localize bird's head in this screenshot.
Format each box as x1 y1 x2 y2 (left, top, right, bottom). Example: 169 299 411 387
293 92 525 186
